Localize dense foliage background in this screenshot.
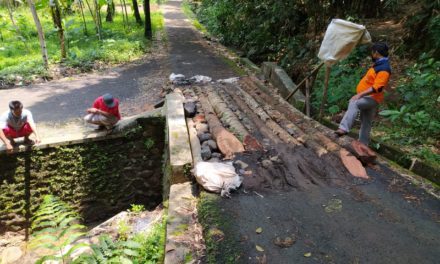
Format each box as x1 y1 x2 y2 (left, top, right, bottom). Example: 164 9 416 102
191 0 440 164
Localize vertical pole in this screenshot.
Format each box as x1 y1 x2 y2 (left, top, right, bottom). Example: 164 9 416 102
318 65 331 120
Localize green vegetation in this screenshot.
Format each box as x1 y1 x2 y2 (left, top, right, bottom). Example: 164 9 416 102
182 0 207 34
30 194 166 264
129 204 146 213
0 120 165 232
30 195 88 264
197 192 240 264
76 218 166 264
191 0 440 166
0 3 164 86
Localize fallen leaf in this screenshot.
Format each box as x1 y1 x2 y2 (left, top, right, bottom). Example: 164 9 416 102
256 245 264 252
304 252 312 257
256 227 263 234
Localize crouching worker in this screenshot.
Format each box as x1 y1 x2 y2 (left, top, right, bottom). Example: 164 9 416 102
84 93 121 130
0 101 41 153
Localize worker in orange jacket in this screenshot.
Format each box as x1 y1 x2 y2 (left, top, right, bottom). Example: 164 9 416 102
335 42 391 145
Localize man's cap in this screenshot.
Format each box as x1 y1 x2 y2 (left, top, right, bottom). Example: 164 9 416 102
103 93 116 108
372 42 389 57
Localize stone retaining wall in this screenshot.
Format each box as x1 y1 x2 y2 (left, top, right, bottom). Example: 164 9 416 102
0 117 166 233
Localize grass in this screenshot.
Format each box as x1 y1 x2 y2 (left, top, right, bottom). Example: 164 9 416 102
181 0 208 34
0 5 164 85
132 215 167 263
197 191 241 264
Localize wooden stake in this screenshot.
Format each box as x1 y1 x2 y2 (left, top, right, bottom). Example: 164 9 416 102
318 65 331 120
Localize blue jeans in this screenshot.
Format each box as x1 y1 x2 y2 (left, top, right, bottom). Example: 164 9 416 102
339 96 378 145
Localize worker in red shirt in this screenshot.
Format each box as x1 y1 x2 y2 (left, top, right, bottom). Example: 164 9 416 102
84 93 121 130
335 42 391 145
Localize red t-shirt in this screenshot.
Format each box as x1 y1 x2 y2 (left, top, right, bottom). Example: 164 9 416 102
93 96 121 120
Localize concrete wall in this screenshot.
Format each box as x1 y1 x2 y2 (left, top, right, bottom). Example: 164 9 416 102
0 117 166 233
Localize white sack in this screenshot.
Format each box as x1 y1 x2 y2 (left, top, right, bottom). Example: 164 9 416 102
318 19 372 66
193 161 242 197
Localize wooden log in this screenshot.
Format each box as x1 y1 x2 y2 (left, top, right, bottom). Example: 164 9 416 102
240 77 368 179
206 85 263 151
196 90 244 160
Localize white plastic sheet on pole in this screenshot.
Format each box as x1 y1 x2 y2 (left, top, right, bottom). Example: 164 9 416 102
318 19 372 66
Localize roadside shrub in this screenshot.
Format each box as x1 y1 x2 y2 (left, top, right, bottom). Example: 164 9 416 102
379 54 440 140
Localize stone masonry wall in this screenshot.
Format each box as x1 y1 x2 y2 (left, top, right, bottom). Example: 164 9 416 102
0 117 165 232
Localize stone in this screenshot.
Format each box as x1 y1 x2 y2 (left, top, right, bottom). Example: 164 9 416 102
198 133 212 143
205 140 218 150
261 159 273 169
137 169 154 177
195 123 209 134
211 152 222 159
234 160 249 170
270 156 282 163
201 146 212 161
0 239 9 247
184 102 197 118
1 247 23 264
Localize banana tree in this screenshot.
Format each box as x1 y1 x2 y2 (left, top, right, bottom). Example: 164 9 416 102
50 0 67 58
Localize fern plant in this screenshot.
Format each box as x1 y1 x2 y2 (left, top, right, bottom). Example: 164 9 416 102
29 195 88 264
73 234 142 264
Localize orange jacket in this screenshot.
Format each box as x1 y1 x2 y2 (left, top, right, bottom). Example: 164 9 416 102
356 57 391 103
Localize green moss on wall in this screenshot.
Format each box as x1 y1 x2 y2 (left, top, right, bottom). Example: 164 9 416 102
0 118 166 232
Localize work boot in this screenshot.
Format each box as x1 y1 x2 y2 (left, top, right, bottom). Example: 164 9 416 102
334 129 348 137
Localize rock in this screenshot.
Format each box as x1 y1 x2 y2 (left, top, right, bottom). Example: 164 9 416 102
202 140 218 151
205 140 218 150
286 128 296 135
1 247 23 264
198 133 212 142
195 123 209 134
261 159 273 169
211 152 222 159
0 238 9 246
137 170 154 177
184 102 197 118
201 146 212 161
270 156 282 163
234 160 249 170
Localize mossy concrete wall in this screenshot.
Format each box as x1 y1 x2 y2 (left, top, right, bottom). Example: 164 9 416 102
0 117 166 233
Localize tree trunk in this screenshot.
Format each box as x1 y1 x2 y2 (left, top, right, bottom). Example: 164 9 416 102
106 1 115 22
79 0 88 35
92 0 102 40
84 0 101 40
121 0 130 28
144 0 152 39
26 0 48 68
132 0 143 25
50 0 66 59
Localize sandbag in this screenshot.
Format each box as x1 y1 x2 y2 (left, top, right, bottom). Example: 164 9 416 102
318 19 372 66
193 161 242 197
